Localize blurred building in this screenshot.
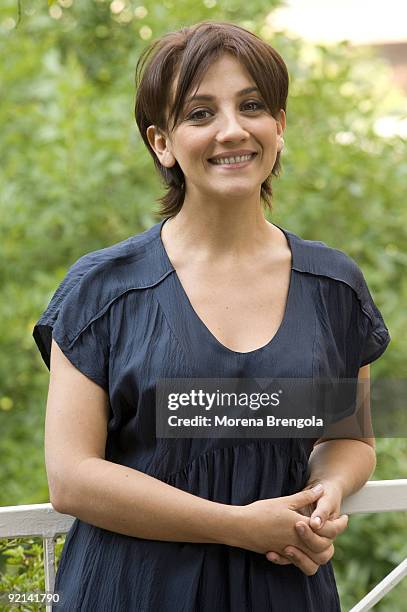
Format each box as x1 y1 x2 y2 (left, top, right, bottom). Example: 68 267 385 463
268 0 407 136
268 0 407 90
364 41 407 93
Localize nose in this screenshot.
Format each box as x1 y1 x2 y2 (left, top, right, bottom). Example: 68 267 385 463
215 110 250 142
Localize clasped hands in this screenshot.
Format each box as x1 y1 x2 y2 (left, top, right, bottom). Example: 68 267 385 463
265 480 348 576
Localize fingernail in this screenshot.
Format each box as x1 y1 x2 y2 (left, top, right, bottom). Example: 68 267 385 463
268 553 277 561
286 550 294 558
313 516 322 527
312 484 323 493
297 524 305 535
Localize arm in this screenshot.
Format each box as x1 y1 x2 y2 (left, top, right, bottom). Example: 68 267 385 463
47 339 238 545
266 365 373 571
305 438 376 506
306 364 376 518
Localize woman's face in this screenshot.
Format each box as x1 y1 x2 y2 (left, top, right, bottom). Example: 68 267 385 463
147 53 286 204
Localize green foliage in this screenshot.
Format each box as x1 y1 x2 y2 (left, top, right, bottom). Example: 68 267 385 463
0 1 406 610
0 536 65 611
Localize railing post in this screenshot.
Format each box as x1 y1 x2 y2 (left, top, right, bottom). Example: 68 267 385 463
349 558 407 612
43 536 56 611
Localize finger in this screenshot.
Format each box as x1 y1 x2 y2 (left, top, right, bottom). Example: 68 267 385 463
295 521 332 553
309 497 335 529
285 544 334 571
316 515 349 538
266 552 292 565
284 547 320 576
288 484 324 511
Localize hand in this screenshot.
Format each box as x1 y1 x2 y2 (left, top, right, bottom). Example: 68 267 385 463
265 513 348 575
265 480 348 575
234 484 336 559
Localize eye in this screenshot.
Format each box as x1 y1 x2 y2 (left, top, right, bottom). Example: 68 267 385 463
186 109 212 121
243 100 265 112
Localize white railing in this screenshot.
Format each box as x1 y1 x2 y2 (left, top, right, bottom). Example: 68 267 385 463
0 479 406 612
341 480 407 611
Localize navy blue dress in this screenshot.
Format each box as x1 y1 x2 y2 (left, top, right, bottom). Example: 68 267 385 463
33 219 391 611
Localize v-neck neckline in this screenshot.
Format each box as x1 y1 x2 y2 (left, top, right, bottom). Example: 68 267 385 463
157 218 297 357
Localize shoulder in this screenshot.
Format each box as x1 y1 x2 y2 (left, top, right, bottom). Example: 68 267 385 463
69 220 167 286
65 221 171 324
284 227 382 326
33 221 170 360
285 228 391 366
286 228 366 293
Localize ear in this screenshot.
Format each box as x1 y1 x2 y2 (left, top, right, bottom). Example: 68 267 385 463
276 109 286 152
146 125 176 168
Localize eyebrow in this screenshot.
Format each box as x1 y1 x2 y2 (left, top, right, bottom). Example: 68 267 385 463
185 86 260 104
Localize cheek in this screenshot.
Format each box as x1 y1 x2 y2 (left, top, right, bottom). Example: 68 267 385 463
180 128 214 159
259 119 278 142
190 136 212 160
264 130 278 148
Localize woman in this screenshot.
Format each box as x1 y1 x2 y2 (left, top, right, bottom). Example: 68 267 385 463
33 21 391 611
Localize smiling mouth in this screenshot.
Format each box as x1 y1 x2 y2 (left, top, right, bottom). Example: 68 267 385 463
208 153 257 168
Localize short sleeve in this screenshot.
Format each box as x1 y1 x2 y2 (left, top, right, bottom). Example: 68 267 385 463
33 256 110 392
352 263 391 368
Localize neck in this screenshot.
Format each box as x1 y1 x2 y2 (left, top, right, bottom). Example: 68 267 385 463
161 200 280 266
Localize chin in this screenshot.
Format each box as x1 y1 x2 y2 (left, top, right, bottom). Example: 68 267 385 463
211 192 259 204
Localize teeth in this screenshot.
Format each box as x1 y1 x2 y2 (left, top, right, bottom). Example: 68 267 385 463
211 153 254 165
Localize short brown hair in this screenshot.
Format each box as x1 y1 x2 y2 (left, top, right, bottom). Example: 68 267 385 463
134 20 289 219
